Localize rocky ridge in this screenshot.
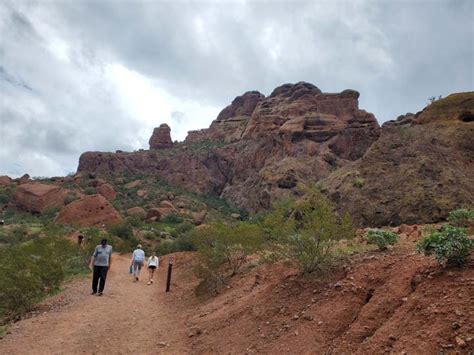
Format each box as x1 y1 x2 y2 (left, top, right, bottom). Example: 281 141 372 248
68 85 474 226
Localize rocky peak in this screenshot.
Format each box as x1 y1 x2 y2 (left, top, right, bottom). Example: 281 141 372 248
149 123 173 149
216 91 265 121
270 81 322 98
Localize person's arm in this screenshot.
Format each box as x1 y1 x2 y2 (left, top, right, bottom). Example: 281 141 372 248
89 247 97 270
108 246 112 269
130 251 134 265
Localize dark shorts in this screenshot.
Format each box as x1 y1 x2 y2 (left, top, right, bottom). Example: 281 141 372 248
148 265 157 270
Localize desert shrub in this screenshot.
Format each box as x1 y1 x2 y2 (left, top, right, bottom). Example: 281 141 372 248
264 187 354 274
447 208 474 228
107 223 133 240
0 187 14 204
193 222 263 293
161 214 184 225
0 236 89 322
352 177 365 188
364 230 399 251
416 225 473 267
83 187 96 195
64 194 78 205
170 222 194 238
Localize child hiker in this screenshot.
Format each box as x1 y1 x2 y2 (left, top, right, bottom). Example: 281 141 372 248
147 252 159 285
131 244 145 282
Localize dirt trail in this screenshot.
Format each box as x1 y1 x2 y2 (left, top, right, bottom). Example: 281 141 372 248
0 253 191 354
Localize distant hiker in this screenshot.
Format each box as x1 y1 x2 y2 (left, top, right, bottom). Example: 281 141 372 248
131 244 145 282
90 238 112 296
147 252 159 285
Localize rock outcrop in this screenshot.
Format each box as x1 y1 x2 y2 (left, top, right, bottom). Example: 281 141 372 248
322 92 474 226
0 176 12 185
76 85 474 226
186 91 264 143
55 194 122 227
149 124 173 149
96 183 116 201
13 183 68 213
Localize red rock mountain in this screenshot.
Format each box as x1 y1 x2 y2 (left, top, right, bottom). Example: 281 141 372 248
76 83 473 225
149 123 173 149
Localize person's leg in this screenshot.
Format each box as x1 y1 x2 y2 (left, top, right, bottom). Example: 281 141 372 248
92 265 100 294
98 266 109 293
150 268 155 282
132 261 138 280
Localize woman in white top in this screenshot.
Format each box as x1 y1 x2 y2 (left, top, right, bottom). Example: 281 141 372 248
147 252 159 285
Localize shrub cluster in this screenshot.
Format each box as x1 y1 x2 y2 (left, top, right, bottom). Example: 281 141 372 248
364 230 399 251
193 222 263 294
417 225 473 267
0 236 89 322
447 208 474 228
263 187 354 274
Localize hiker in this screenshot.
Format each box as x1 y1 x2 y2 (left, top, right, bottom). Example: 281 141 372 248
131 244 145 282
146 252 159 285
90 238 112 296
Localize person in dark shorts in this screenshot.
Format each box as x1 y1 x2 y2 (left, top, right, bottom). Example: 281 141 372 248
90 238 112 296
146 252 159 285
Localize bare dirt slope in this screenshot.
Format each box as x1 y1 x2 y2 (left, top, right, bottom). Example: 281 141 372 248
0 253 192 355
1 239 473 354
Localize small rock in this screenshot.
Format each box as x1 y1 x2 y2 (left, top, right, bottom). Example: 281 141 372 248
265 321 270 325
294 331 299 336
451 322 461 330
389 334 397 341
455 336 466 348
334 282 342 290
401 297 408 302
318 321 323 326
157 341 169 347
303 315 314 321
293 315 299 320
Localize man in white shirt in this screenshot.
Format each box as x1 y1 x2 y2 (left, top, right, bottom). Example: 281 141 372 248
131 244 145 282
90 238 112 296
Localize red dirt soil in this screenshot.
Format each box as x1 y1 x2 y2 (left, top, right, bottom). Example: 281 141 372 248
0 240 472 354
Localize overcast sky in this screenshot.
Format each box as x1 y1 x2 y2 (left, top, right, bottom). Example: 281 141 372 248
0 0 473 177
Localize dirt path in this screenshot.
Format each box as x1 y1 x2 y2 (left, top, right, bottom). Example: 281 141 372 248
0 253 191 354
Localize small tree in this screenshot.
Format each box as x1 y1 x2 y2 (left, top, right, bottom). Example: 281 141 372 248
193 222 263 293
264 187 354 274
447 208 474 228
364 230 398 251
416 225 473 267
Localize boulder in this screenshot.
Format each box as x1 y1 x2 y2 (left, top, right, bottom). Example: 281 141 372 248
0 176 12 185
192 210 207 226
17 174 30 185
55 194 122 227
124 180 142 189
96 183 116 201
13 183 68 213
126 207 146 219
136 189 147 197
146 208 162 220
149 123 173 149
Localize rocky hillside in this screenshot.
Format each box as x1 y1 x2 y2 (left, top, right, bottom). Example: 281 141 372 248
72 85 474 226
78 82 380 213
322 93 474 226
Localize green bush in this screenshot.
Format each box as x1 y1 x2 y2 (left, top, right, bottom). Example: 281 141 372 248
0 236 89 322
263 187 354 274
107 223 133 240
364 230 399 251
416 225 473 267
447 208 474 228
352 177 365 188
83 187 96 195
193 222 263 293
64 194 78 205
161 214 184 225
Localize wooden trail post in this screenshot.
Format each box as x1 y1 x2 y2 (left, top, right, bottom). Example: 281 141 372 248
165 256 174 292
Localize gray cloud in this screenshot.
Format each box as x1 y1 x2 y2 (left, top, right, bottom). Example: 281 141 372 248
0 0 473 177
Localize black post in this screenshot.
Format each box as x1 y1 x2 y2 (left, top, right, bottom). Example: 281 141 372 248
165 257 174 292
